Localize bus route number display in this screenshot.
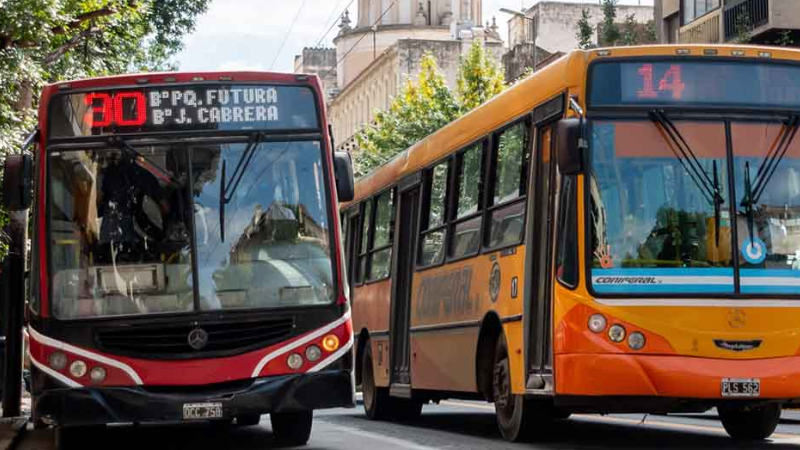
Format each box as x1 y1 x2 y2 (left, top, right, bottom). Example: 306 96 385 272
49 84 319 137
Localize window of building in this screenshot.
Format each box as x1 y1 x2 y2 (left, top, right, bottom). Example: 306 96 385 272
682 0 720 24
486 120 531 249
419 161 449 267
449 141 485 259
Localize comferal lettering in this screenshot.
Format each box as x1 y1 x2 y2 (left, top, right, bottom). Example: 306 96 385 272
416 267 479 319
594 276 660 284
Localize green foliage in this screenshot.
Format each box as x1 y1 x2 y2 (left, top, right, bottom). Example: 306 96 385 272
354 53 459 177
775 30 795 47
735 11 752 44
355 42 505 177
620 13 638 46
575 9 594 50
644 20 658 44
600 0 620 47
455 40 505 112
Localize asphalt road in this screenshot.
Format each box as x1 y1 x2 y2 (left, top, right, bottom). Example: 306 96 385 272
16 400 800 449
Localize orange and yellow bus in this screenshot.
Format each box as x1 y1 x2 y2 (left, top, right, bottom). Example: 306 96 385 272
342 45 800 441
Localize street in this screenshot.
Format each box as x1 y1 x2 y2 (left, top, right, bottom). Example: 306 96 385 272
15 399 800 450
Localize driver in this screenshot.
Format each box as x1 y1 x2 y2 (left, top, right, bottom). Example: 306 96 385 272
96 152 169 263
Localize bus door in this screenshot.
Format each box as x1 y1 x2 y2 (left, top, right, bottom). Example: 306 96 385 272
389 174 421 396
525 123 557 390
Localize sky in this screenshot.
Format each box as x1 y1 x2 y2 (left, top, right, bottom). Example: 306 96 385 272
176 0 655 73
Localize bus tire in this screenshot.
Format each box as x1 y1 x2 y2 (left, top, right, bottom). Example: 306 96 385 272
719 403 781 440
362 342 392 420
492 335 550 442
236 414 261 427
271 410 312 446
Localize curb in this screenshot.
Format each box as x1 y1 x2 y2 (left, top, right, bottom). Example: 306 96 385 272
0 418 27 450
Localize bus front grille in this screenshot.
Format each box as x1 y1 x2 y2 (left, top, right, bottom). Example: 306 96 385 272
94 317 295 358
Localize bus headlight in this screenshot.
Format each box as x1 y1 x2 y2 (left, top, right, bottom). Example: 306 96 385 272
69 360 88 378
48 352 67 371
608 324 626 343
287 353 304 370
628 332 646 350
322 334 340 352
90 367 107 383
587 314 607 333
305 345 322 362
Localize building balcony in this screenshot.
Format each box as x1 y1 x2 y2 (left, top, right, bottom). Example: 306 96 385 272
677 0 800 45
679 9 721 44
723 0 769 41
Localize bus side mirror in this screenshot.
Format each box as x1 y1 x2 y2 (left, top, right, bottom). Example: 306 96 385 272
3 154 33 211
333 152 355 202
557 118 585 176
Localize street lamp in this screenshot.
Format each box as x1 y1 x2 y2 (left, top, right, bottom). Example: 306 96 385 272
500 7 538 71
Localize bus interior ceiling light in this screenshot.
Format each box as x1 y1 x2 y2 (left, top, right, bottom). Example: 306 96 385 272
608 324 626 343
287 353 304 370
322 334 340 352
588 314 607 333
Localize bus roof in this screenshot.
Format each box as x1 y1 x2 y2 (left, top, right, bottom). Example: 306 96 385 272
345 44 800 207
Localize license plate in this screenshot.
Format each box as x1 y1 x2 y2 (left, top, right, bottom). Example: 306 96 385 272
721 378 760 397
182 402 223 420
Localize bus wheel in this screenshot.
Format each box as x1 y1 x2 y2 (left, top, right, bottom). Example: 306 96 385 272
271 410 312 446
719 403 781 440
492 336 547 442
362 343 391 420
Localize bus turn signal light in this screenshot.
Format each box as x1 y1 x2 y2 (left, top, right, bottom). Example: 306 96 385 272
322 334 340 352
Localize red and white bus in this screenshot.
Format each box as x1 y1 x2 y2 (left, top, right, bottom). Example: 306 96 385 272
6 71 355 447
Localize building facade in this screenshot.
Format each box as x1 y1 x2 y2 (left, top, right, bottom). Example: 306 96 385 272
655 0 800 45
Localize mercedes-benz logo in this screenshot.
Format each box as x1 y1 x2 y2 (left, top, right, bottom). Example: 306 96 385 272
187 328 209 350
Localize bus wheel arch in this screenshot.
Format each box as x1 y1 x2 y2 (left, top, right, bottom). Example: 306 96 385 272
476 312 503 401
355 329 370 386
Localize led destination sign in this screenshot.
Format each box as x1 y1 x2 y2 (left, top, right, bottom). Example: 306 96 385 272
48 84 319 137
590 60 800 109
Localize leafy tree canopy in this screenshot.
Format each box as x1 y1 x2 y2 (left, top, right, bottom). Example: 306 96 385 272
355 42 504 177
576 9 594 50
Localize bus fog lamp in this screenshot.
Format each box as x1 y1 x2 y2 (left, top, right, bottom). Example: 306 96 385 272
69 360 88 378
587 314 607 333
608 324 626 343
90 367 107 383
48 352 67 370
628 332 646 350
287 353 304 370
322 334 340 352
305 345 322 362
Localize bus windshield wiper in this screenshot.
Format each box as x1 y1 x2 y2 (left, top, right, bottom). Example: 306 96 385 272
740 114 800 244
219 132 265 242
109 137 178 185
649 110 725 246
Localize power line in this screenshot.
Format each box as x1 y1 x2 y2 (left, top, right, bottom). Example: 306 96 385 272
319 0 396 80
295 0 357 70
269 0 311 70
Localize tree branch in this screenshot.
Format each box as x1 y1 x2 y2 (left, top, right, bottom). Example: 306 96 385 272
43 26 97 65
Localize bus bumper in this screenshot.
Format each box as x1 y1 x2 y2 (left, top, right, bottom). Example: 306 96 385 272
556 354 800 400
34 369 354 427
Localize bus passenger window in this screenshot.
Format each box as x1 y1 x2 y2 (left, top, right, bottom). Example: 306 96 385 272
556 176 579 287
419 162 449 266
450 142 484 259
487 121 530 249
368 190 393 280
356 201 372 284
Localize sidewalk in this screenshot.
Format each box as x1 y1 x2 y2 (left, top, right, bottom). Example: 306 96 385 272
0 392 31 450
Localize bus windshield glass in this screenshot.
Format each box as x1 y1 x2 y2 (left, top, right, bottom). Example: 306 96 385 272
49 140 333 319
589 120 800 295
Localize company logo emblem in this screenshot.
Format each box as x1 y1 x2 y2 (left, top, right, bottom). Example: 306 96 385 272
742 237 767 264
187 328 209 350
714 339 762 352
489 262 501 303
727 309 746 329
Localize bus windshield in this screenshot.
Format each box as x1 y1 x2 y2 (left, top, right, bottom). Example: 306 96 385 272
49 140 333 319
589 119 800 295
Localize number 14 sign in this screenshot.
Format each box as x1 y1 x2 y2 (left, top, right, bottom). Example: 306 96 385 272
637 64 686 100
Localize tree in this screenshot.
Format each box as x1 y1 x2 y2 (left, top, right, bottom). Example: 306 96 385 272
620 13 639 46
600 0 620 47
775 30 795 47
0 0 210 157
735 11 753 44
575 9 595 50
455 41 505 113
356 43 506 177
355 53 459 176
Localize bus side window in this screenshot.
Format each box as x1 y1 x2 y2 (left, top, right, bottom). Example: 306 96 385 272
419 161 449 267
367 189 394 281
449 141 484 259
556 175 579 288
485 120 531 249
356 200 372 284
